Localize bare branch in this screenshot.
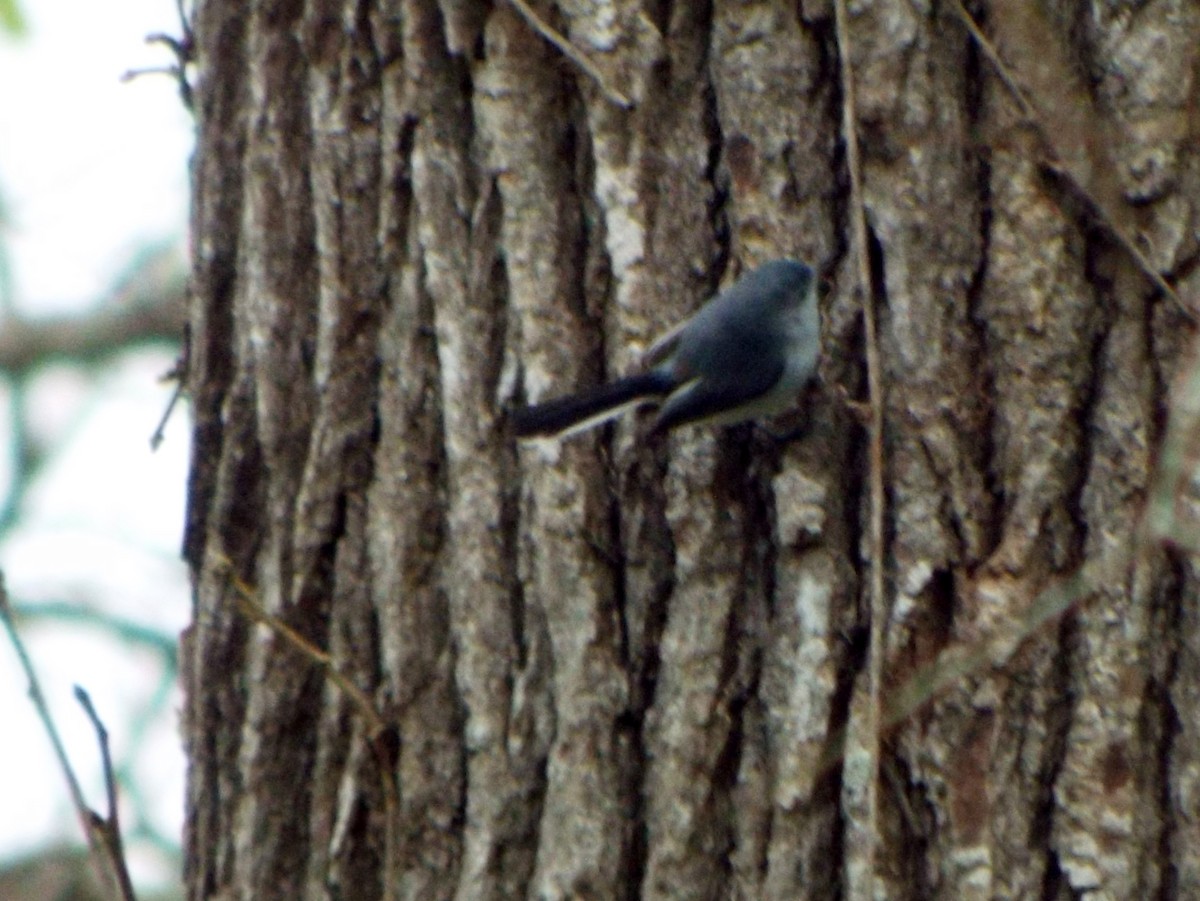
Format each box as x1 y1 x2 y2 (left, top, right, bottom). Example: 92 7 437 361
75 687 138 901
0 288 185 376
506 0 632 109
216 557 388 740
815 560 1102 778
0 572 137 900
120 0 195 110
151 329 189 451
212 554 400 889
834 0 888 891
945 0 1193 321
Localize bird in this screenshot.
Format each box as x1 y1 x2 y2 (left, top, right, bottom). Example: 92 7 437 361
512 258 819 439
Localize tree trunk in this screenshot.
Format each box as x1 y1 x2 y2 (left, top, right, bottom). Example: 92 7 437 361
181 1 1200 899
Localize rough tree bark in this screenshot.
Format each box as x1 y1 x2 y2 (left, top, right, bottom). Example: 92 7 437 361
181 1 1200 899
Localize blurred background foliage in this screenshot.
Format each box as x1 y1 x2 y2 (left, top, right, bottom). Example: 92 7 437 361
0 0 191 896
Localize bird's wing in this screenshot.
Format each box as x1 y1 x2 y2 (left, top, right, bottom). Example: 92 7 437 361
641 318 689 367
652 353 784 432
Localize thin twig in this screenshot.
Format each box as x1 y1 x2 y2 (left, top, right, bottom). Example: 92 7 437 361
120 0 195 110
946 0 1036 121
216 559 388 740
153 324 190 451
806 306 1200 784
802 260 1200 795
506 0 632 109
0 572 136 899
120 36 194 111
75 687 139 901
834 0 887 890
945 0 1192 320
149 379 183 450
1040 160 1185 313
151 338 188 451
815 558 1103 777
211 555 400 891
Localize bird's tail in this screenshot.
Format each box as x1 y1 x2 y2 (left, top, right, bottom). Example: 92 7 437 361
512 370 675 439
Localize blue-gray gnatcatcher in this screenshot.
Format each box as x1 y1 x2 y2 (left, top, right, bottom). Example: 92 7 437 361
513 258 820 439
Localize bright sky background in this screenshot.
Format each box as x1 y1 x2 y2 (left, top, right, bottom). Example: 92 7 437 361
0 0 194 891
